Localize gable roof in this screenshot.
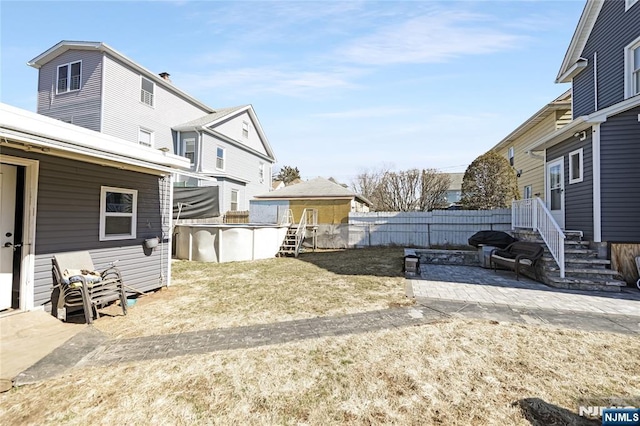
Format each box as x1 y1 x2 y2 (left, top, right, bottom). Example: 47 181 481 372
27 40 215 113
174 104 277 161
556 0 605 83
255 177 371 205
0 102 190 174
491 90 572 151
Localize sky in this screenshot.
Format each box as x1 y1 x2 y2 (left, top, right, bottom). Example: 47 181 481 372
0 0 585 184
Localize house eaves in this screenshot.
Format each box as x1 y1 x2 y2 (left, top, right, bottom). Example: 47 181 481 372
175 105 277 162
526 95 640 152
27 41 215 114
491 90 572 151
555 0 604 83
0 103 191 175
198 170 250 184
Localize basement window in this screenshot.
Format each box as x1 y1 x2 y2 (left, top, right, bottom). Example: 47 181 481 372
100 186 137 241
569 148 583 184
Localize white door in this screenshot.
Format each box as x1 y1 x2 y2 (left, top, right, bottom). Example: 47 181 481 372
0 164 17 310
546 158 565 229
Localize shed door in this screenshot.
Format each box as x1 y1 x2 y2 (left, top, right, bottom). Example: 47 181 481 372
0 164 17 311
546 158 564 229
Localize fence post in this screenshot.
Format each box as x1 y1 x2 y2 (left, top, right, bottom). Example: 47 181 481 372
532 200 537 230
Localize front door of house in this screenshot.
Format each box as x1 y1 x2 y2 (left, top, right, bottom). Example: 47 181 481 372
0 163 17 311
546 158 565 229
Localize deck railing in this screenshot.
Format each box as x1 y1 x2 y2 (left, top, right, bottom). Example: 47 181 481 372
512 197 565 278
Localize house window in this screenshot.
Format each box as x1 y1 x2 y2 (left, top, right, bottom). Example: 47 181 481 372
569 148 583 184
258 163 265 182
140 76 154 106
626 0 638 11
230 190 239 211
138 128 153 147
100 186 137 241
624 36 640 98
183 138 195 164
508 147 515 166
242 121 249 138
216 147 225 170
523 185 532 199
57 61 81 93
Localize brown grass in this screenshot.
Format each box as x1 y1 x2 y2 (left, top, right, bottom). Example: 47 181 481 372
94 248 413 338
1 319 638 425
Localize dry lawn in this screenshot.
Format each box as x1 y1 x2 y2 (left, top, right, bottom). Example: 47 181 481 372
94 248 413 338
2 319 638 425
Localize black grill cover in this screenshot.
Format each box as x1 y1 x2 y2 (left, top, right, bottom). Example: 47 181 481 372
468 231 517 249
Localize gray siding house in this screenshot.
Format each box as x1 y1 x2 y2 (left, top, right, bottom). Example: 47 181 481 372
0 103 190 313
27 41 277 215
525 0 640 253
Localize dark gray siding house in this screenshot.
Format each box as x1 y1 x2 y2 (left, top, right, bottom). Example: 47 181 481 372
524 0 640 284
0 103 189 314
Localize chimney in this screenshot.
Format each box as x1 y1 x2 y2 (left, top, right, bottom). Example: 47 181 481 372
159 72 171 82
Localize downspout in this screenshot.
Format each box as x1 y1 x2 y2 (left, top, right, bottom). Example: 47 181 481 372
593 52 598 111
592 123 601 242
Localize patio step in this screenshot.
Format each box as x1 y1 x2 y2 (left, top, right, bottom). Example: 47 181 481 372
541 257 610 269
546 276 626 292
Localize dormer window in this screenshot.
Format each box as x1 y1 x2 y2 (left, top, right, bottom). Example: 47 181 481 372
624 36 640 98
140 76 154 107
57 61 81 93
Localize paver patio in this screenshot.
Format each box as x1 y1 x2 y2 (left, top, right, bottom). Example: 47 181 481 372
411 264 640 316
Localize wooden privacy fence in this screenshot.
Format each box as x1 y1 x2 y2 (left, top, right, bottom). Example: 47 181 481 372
348 209 512 248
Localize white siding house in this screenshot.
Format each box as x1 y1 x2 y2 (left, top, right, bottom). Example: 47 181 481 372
27 41 277 218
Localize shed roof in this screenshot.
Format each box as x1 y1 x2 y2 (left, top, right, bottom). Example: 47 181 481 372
255 177 371 205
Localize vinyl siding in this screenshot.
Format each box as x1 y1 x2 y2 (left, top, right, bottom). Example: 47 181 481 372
36 50 103 131
214 111 269 156
101 54 209 151
1 147 170 309
494 113 564 201
547 133 594 240
600 106 640 242
572 0 640 116
200 132 272 210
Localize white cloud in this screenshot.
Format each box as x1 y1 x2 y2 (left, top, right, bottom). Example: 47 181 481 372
176 66 364 98
339 11 524 65
312 106 411 119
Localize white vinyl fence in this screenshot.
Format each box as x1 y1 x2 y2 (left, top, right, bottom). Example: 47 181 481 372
349 209 512 248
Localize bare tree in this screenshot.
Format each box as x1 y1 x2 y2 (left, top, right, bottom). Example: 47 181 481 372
352 166 451 212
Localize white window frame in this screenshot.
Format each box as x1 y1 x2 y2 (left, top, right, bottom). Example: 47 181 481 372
140 76 155 107
138 127 153 147
100 186 138 241
523 185 532 199
242 121 249 138
216 147 225 171
56 60 82 94
183 138 196 165
230 189 239 211
624 35 640 99
569 148 584 184
258 162 265 183
626 0 638 11
508 147 515 166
